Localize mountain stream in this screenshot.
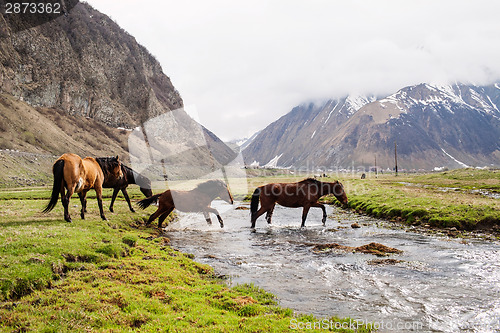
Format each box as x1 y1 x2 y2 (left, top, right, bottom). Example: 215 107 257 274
164 201 500 332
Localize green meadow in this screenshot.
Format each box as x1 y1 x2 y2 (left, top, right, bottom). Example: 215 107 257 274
0 187 372 332
1 168 498 331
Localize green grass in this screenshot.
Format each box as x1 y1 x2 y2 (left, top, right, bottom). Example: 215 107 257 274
0 187 372 332
323 169 500 231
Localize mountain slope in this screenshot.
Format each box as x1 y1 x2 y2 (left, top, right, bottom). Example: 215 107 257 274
0 93 131 187
243 83 500 170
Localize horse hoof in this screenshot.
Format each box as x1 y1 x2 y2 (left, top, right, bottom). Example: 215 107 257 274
65 218 72 223
130 208 136 213
109 208 114 213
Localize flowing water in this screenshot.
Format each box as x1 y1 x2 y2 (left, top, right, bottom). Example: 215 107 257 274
164 201 500 332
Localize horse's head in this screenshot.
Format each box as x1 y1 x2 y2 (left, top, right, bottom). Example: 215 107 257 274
140 186 153 198
330 181 348 206
129 169 153 197
218 181 234 205
196 179 234 204
109 156 123 180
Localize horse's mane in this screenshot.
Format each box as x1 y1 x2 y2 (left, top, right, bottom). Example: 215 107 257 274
120 164 134 182
300 178 323 185
95 157 120 178
194 179 226 193
300 178 340 186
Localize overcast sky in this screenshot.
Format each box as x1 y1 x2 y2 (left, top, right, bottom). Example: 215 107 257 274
85 0 500 141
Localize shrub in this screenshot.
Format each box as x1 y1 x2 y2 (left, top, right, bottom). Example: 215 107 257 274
22 131 36 145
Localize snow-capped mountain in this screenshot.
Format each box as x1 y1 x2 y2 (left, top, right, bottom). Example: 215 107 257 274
243 83 500 170
242 94 377 168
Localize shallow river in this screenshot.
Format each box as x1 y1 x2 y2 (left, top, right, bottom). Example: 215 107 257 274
164 201 500 332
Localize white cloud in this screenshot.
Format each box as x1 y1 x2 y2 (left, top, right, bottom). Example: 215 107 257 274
85 0 500 141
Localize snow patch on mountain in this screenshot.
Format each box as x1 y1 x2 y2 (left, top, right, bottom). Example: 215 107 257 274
345 95 376 114
324 101 340 124
441 148 469 168
264 154 283 168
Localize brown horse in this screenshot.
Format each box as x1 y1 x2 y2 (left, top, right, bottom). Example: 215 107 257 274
137 179 234 229
250 178 348 228
43 153 122 222
95 158 153 213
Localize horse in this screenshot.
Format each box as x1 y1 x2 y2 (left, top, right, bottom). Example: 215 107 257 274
43 153 122 222
137 179 234 229
95 158 152 213
250 178 348 228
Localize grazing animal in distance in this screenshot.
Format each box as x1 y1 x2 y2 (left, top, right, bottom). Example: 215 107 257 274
43 153 122 222
95 158 152 213
137 179 234 229
250 178 348 228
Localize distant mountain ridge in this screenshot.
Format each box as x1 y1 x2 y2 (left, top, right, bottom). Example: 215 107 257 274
243 83 500 170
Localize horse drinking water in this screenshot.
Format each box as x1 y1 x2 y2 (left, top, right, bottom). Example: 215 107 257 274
43 154 122 222
95 158 152 213
137 179 234 229
250 178 348 228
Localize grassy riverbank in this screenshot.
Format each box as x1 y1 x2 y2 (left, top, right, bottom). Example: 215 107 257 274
0 187 371 332
323 169 500 233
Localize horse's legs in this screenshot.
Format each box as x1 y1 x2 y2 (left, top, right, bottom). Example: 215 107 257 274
311 202 327 225
265 204 275 224
145 209 162 226
205 207 224 228
78 191 88 219
301 205 311 228
158 207 174 229
251 207 268 228
203 211 212 225
109 188 120 213
94 185 107 221
62 186 74 223
121 188 135 213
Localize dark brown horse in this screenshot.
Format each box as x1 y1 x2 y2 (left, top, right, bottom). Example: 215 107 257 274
250 178 348 228
96 158 153 213
43 153 122 222
137 179 234 229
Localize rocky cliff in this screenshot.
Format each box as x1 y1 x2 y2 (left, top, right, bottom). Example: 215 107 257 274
0 1 236 182
0 1 182 127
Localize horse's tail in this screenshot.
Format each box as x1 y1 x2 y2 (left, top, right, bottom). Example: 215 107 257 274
43 159 64 213
137 193 161 210
250 187 261 217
